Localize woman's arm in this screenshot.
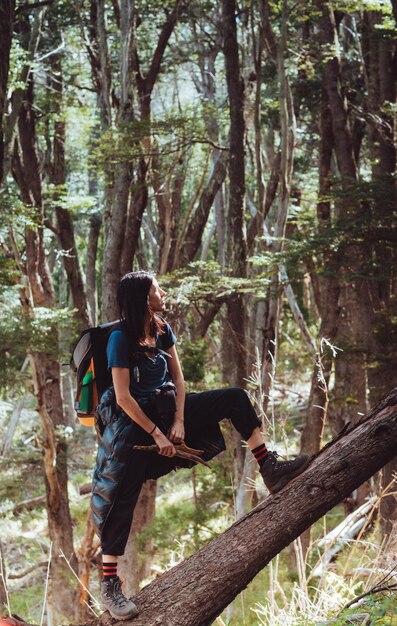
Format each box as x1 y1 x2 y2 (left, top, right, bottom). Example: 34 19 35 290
112 367 175 457
166 345 186 443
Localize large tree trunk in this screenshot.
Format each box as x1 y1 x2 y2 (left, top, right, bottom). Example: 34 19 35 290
317 1 371 507
102 0 136 319
362 9 397 539
76 386 397 626
221 0 248 529
222 0 247 387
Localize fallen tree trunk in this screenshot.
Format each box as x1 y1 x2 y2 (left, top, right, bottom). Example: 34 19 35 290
312 495 377 577
11 387 397 626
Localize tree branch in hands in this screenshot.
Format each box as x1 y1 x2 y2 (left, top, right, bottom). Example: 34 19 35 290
152 428 176 457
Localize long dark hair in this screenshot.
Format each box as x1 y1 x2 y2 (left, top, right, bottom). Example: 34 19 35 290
117 271 164 343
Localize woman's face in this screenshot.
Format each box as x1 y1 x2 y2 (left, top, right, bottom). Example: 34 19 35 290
148 277 166 313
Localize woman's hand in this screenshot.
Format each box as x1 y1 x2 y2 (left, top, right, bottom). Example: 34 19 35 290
152 428 176 457
167 418 185 444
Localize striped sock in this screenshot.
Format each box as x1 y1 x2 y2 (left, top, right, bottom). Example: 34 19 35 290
102 561 118 580
252 443 269 466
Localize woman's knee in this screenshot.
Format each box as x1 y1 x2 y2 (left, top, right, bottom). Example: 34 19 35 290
225 387 251 406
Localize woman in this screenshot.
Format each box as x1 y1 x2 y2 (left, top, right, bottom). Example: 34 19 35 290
92 271 310 620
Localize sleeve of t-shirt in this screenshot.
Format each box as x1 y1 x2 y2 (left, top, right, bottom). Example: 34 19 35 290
107 330 130 368
159 322 177 351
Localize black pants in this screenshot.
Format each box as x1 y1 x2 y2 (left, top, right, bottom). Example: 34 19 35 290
101 387 261 555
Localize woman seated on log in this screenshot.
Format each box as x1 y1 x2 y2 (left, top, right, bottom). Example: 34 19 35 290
91 270 310 620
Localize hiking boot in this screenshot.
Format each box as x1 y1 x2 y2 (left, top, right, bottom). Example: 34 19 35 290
260 451 311 494
100 576 139 620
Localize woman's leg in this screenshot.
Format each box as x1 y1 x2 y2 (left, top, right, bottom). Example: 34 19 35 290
246 426 265 450
185 387 261 441
99 451 149 620
100 451 149 557
185 387 310 493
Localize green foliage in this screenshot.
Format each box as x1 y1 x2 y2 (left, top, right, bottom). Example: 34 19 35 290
27 306 77 355
163 262 271 307
179 338 208 382
0 288 77 393
7 39 30 92
90 108 211 173
138 455 234 571
9 581 46 624
0 187 41 231
43 184 96 216
330 593 397 626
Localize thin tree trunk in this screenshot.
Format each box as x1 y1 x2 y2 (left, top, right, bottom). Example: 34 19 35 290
176 151 228 267
301 87 339 457
0 541 8 612
2 7 43 181
0 0 15 185
48 64 91 328
256 0 295 408
86 213 101 326
151 147 185 274
76 509 99 623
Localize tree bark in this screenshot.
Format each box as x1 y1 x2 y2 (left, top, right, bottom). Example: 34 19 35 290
301 87 340 457
48 62 91 328
76 509 99 623
151 146 186 274
220 0 249 525
0 0 15 185
222 0 247 387
102 2 181 318
75 386 397 626
317 1 371 509
11 74 77 623
361 9 397 539
2 7 43 181
102 0 135 319
255 0 295 407
86 213 101 326
176 151 228 267
0 542 8 612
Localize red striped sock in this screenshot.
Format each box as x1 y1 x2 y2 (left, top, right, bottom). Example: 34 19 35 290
252 444 269 466
102 561 118 580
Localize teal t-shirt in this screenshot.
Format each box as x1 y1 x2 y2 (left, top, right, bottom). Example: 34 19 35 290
106 323 176 398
